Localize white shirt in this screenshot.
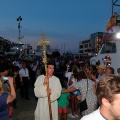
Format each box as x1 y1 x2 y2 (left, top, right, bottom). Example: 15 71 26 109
16 63 22 69
80 108 106 120
71 78 77 94
32 64 37 71
19 68 29 77
65 72 73 88
97 73 106 81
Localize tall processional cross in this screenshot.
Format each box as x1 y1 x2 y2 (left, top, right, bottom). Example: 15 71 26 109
35 34 53 71
35 34 53 120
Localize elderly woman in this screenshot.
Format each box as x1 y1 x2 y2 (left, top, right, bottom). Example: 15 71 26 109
62 71 98 116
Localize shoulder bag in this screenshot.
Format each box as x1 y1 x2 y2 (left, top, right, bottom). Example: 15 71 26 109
79 79 88 113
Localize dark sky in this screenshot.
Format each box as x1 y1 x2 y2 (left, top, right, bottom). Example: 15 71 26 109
0 0 119 53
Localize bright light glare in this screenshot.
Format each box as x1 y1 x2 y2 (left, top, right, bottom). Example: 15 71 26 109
116 33 120 38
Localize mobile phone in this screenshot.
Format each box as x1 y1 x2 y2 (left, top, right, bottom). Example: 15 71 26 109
2 77 8 81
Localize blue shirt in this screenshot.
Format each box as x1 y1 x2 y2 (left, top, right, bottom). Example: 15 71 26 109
0 93 9 120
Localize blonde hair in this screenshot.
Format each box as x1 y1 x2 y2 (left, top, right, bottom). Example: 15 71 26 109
0 75 3 94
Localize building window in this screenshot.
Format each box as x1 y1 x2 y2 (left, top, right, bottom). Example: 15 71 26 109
100 42 116 54
79 50 83 53
80 45 83 48
82 40 90 44
89 43 91 47
84 44 88 48
85 50 88 52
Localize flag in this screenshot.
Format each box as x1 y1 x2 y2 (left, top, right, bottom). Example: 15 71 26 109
106 15 116 31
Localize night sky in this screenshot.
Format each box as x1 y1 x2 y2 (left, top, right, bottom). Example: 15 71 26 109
0 0 119 53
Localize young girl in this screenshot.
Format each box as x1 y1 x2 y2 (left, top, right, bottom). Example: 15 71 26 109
0 75 16 120
58 80 70 120
68 71 79 118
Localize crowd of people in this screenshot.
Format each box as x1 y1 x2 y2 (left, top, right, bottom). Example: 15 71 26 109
0 56 120 120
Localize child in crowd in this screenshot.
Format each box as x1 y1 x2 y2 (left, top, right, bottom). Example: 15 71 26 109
68 71 79 118
58 80 70 120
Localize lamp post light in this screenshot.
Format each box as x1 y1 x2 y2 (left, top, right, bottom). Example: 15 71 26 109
17 16 24 57
17 16 23 44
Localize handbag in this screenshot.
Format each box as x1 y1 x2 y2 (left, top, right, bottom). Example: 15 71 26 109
79 99 88 112
79 79 88 113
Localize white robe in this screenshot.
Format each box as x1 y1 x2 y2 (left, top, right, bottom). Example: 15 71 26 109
34 75 62 120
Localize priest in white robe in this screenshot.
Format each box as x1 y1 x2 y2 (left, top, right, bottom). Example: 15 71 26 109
34 63 62 120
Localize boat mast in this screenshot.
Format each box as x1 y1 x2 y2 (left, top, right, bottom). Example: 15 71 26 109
112 0 120 16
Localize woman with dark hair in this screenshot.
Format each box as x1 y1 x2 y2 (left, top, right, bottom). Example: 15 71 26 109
64 64 77 88
62 70 97 117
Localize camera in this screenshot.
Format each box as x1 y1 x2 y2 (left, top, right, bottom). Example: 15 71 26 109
2 77 8 81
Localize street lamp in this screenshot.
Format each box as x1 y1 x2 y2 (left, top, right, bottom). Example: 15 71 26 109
17 16 23 44
17 16 24 57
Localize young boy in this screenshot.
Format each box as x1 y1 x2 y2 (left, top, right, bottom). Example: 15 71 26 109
58 80 70 120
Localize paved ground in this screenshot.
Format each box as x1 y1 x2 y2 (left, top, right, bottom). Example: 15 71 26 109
12 87 81 120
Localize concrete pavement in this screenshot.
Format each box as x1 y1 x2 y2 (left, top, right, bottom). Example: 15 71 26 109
13 88 81 120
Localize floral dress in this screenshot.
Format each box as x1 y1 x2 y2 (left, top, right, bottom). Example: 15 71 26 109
74 79 97 116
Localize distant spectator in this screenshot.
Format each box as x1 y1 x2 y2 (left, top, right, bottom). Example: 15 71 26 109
91 70 98 93
19 63 30 100
97 64 106 81
105 67 114 76
116 68 120 76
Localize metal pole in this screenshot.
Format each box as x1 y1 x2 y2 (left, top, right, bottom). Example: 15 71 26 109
18 20 21 51
17 16 23 56
18 20 21 44
112 0 114 16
